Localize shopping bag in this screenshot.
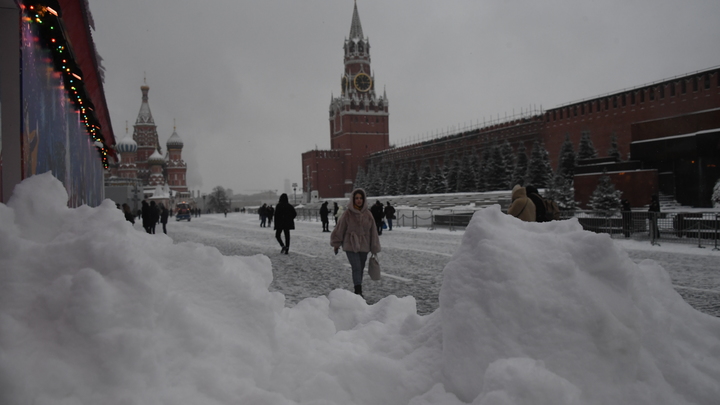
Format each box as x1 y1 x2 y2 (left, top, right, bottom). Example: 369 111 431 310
368 254 381 280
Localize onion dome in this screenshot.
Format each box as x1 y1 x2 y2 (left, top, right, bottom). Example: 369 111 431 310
148 149 164 165
166 129 184 149
116 135 138 154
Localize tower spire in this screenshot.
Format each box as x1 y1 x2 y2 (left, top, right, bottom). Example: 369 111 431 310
349 0 364 40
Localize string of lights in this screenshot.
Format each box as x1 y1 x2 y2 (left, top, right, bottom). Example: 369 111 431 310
23 2 109 169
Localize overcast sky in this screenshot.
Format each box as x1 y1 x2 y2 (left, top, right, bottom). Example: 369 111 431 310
88 0 720 195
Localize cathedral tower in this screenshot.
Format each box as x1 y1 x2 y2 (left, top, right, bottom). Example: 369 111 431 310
165 125 188 194
132 83 161 185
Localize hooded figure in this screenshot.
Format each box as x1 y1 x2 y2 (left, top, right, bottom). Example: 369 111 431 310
507 184 536 222
525 185 546 223
319 201 330 232
330 188 381 297
274 194 296 254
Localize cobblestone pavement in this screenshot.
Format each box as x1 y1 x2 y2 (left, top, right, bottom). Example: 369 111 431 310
168 213 720 317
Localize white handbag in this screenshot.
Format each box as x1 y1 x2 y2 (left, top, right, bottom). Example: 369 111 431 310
368 253 381 281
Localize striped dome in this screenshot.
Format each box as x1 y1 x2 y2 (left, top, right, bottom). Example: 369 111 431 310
116 136 137 154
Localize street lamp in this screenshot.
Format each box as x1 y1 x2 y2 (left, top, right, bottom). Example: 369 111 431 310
202 194 206 214
292 183 297 205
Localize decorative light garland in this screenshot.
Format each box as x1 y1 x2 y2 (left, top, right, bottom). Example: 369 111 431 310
23 2 110 169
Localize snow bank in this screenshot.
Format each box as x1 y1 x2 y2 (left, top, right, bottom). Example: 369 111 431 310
0 173 718 405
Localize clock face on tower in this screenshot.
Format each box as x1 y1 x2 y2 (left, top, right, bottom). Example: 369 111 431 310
353 73 372 92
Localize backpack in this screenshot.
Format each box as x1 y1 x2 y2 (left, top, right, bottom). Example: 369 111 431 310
544 199 560 221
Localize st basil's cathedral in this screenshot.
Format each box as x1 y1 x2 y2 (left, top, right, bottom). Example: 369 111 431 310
105 83 192 208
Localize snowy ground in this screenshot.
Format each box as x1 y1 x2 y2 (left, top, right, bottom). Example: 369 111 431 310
169 212 720 318
3 173 720 405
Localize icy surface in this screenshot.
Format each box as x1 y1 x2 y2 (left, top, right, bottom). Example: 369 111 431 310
1 173 719 405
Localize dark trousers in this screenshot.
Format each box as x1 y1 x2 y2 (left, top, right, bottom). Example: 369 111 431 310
387 218 393 230
275 228 290 248
346 251 368 286
162 223 167 234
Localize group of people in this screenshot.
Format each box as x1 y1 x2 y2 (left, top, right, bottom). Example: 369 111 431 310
258 204 275 228
507 184 549 222
369 201 395 235
123 200 170 234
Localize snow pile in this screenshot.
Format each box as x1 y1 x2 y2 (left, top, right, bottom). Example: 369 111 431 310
1 173 719 405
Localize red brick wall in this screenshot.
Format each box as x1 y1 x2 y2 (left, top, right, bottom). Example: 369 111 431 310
574 170 658 209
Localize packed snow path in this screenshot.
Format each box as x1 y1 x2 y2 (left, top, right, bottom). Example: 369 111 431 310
168 212 720 317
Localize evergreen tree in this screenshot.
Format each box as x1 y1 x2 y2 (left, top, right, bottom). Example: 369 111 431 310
430 160 447 194
511 142 528 186
396 163 409 195
477 147 492 191
207 186 230 212
589 172 622 214
713 177 720 208
577 131 598 161
467 149 481 191
446 156 461 193
607 134 621 162
487 143 508 191
500 141 515 188
526 139 553 188
406 162 419 195
383 164 399 196
354 166 366 190
364 164 379 196
458 153 476 192
558 134 576 179
417 160 433 194
546 172 576 211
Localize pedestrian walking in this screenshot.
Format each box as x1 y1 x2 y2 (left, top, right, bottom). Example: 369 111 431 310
122 203 135 225
273 194 296 254
320 201 330 232
648 194 661 240
141 200 152 234
330 188 381 297
149 201 159 234
507 184 536 222
267 205 275 228
333 202 339 225
160 203 169 234
370 200 385 235
383 202 395 231
259 203 267 227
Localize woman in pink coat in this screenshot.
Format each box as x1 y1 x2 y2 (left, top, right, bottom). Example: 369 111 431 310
330 188 381 297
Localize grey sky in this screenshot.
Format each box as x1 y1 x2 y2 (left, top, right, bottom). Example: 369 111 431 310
88 0 720 195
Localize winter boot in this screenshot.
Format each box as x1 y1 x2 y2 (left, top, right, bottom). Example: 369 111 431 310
354 285 363 297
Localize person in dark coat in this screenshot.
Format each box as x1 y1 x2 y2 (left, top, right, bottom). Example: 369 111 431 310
141 200 152 233
525 185 546 222
160 203 169 234
149 201 160 234
384 202 396 231
621 199 632 238
333 202 339 225
267 205 275 228
273 194 297 254
319 201 330 232
122 203 135 225
370 200 385 235
648 194 661 240
259 203 267 227
507 185 536 222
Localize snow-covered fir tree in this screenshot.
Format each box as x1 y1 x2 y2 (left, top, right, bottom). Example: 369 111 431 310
446 156 461 193
467 149 481 189
364 164 380 196
578 131 598 160
558 134 576 179
589 173 622 214
417 160 433 194
500 141 516 188
487 143 508 191
354 166 367 191
396 163 409 195
477 147 492 191
430 160 447 194
458 153 476 192
383 164 399 195
607 134 621 162
526 139 553 188
545 172 576 211
713 177 720 208
406 162 419 195
511 142 528 186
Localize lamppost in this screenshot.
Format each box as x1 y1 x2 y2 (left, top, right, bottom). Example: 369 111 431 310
292 183 297 205
131 182 141 212
202 194 206 214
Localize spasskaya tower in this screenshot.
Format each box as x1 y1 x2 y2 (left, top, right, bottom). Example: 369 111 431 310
302 1 389 200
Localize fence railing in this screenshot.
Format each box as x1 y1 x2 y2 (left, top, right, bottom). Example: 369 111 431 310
246 208 720 249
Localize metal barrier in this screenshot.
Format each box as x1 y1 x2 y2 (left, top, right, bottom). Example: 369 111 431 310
281 208 720 249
